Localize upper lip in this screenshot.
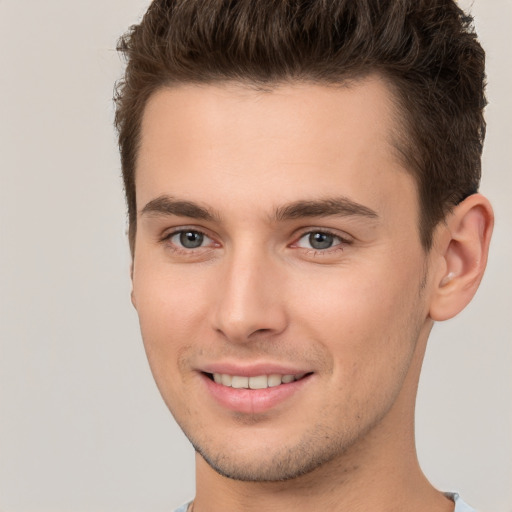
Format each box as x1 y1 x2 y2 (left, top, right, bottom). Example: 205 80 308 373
199 362 312 377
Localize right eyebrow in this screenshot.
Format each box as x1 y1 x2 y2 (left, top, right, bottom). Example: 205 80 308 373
139 195 219 222
273 197 379 222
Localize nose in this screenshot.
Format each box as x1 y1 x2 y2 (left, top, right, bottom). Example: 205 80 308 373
212 247 288 343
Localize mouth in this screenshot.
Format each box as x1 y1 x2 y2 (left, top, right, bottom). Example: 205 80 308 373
199 365 314 414
204 372 310 389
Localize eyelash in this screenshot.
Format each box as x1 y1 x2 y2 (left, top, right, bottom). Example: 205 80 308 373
160 228 352 255
160 228 217 255
293 229 351 255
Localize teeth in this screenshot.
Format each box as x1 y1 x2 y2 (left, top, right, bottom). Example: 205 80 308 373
211 373 306 389
249 375 267 389
231 376 249 389
221 374 232 386
267 374 282 387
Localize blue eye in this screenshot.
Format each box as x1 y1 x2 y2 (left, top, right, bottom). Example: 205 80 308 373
296 231 343 250
170 230 209 249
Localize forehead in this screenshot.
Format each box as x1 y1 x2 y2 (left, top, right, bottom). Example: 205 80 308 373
136 77 416 221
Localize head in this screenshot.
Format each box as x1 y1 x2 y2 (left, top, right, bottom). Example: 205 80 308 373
114 0 492 487
115 0 486 256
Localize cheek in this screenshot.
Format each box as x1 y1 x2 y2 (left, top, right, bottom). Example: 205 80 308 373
132 268 211 419
291 258 425 374
132 261 213 381
134 259 212 326
294 272 424 427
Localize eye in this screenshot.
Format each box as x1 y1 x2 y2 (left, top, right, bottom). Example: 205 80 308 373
169 230 212 249
295 231 345 250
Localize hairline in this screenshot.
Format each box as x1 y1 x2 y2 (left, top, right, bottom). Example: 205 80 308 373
128 73 431 256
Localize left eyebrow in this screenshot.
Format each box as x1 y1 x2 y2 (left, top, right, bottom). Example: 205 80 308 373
139 195 220 221
273 197 379 221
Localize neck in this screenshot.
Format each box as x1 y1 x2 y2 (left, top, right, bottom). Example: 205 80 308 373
192 325 453 512
194 424 448 512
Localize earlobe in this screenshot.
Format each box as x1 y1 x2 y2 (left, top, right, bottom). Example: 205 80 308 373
429 194 493 322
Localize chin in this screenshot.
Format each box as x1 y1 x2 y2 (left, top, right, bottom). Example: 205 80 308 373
196 445 332 482
187 423 355 482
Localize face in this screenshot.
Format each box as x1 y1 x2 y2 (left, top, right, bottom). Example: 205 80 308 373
132 78 434 481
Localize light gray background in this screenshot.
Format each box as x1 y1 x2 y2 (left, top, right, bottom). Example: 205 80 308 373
0 1 510 511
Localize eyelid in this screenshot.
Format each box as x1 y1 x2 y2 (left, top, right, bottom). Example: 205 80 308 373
160 226 220 248
158 225 352 252
292 228 353 246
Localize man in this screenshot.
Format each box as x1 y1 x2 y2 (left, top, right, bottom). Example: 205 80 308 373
114 1 493 510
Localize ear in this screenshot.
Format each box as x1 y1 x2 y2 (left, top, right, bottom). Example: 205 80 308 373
429 194 494 321
130 262 137 308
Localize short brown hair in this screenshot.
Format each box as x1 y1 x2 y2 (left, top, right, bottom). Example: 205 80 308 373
114 0 486 254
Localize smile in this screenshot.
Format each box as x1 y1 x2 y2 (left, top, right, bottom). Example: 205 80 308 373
210 373 307 389
201 370 313 413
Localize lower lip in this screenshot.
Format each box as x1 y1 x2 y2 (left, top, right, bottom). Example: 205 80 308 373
201 373 311 414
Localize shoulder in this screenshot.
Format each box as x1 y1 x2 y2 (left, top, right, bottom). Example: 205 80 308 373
172 503 191 512
445 492 478 512
174 495 476 512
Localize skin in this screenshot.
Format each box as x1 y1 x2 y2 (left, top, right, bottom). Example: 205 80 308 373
131 76 493 511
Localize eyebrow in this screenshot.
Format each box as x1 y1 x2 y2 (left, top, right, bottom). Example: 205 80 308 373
139 195 379 223
273 197 379 221
140 195 219 221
